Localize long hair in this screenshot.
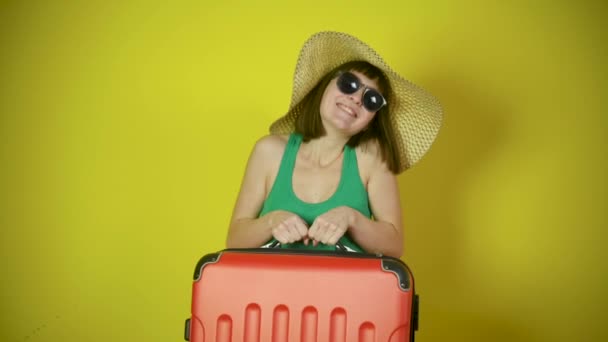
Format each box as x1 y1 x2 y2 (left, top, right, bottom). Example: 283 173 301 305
294 61 400 173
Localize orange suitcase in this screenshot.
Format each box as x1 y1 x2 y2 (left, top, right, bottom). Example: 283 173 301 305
184 248 419 341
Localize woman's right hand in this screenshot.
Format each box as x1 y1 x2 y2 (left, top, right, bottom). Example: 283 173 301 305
267 210 309 245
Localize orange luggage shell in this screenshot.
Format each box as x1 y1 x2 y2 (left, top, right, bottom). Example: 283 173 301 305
184 248 419 342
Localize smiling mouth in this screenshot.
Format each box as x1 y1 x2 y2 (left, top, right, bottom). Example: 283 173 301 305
337 103 357 118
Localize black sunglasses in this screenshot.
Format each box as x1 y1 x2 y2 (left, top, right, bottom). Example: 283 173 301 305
336 71 387 112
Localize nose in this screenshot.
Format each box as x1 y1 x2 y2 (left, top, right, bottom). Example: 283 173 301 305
348 88 365 106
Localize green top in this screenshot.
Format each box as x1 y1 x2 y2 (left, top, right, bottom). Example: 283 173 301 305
258 133 372 252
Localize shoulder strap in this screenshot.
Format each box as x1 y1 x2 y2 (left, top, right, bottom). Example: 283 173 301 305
269 133 301 195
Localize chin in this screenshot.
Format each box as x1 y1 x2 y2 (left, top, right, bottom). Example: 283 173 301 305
329 119 353 132
334 125 363 138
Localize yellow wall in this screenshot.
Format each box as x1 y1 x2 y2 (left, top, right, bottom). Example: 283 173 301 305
1 1 606 341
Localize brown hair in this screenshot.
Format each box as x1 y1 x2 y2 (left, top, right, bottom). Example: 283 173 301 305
294 61 400 173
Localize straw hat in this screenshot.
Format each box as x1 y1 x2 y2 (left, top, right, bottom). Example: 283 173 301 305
269 31 443 173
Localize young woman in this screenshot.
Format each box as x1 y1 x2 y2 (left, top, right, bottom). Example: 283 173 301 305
225 32 443 258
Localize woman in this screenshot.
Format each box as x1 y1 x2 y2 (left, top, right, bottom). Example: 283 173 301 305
225 31 443 258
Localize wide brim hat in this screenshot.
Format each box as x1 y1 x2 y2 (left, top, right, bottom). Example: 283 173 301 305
269 31 443 173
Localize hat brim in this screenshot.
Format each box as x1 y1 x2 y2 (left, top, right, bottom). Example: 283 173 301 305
270 31 443 173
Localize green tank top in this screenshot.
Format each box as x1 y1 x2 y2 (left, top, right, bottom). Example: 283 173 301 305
258 133 372 252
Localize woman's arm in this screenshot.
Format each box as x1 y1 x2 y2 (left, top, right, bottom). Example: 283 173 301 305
225 135 308 248
307 158 404 258
225 136 276 248
348 163 403 257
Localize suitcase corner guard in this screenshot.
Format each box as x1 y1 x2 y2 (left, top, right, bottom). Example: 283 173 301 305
193 252 221 281
381 258 411 291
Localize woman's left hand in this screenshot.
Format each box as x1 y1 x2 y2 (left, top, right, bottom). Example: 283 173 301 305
308 206 355 246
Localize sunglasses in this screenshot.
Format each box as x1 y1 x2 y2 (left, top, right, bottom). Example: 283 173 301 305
336 71 387 112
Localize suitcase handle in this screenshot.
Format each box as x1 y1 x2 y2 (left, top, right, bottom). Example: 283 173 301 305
268 239 348 251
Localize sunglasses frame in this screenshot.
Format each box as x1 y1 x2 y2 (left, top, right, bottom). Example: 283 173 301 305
335 71 387 112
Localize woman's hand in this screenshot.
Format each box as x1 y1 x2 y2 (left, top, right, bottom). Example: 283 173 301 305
308 206 355 246
267 210 309 244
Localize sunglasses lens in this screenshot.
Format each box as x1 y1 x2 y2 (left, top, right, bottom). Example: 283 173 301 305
337 72 360 94
337 72 386 112
363 90 385 112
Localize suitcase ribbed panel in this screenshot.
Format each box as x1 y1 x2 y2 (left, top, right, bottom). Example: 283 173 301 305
244 304 261 342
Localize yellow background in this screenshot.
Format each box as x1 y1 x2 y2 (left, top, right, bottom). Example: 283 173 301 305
1 1 606 341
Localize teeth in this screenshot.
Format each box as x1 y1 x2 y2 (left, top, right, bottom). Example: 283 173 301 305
338 103 356 117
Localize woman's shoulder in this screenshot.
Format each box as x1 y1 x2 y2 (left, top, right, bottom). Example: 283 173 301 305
251 134 290 159
355 139 382 164
355 139 390 176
